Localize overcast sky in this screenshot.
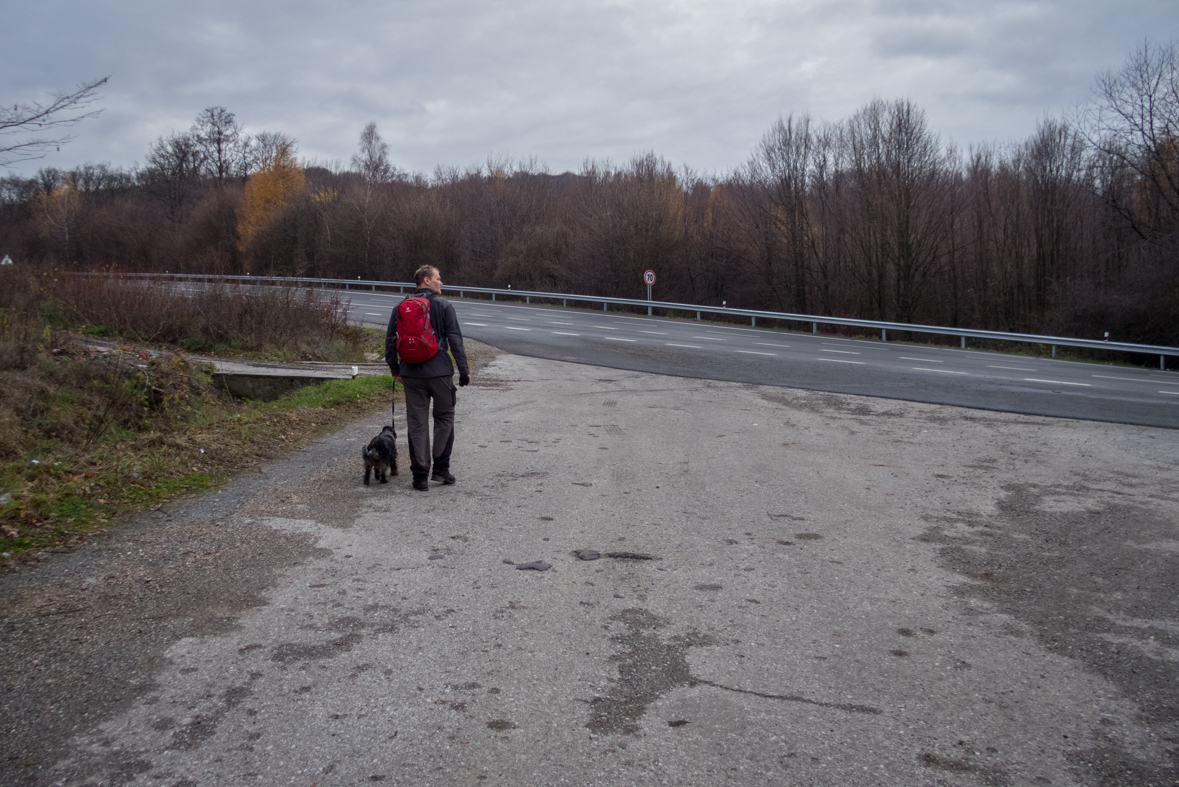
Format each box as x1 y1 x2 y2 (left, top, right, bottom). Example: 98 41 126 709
4 0 1175 179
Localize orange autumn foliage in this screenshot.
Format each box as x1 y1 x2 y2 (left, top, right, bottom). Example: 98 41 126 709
237 141 305 254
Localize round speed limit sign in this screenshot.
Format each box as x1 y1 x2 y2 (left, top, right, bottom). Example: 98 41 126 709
643 270 656 286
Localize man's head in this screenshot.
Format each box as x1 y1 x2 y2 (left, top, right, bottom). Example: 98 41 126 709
414 265 443 294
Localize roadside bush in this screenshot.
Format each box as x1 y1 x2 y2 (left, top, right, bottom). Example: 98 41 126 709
37 271 366 360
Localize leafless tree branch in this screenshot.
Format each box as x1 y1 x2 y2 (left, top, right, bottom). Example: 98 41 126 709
0 77 109 167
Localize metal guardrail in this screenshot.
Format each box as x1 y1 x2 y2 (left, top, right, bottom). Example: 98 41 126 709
115 272 1179 370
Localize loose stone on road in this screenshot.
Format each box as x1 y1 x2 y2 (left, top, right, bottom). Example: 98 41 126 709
2 352 1176 786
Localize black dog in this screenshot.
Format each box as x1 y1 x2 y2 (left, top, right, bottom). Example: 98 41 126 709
363 425 398 485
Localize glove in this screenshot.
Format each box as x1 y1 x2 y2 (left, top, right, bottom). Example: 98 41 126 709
459 373 470 387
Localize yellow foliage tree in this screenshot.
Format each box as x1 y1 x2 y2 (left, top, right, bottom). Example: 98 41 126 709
237 139 305 258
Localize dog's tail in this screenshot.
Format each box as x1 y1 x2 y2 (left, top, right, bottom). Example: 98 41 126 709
363 446 378 461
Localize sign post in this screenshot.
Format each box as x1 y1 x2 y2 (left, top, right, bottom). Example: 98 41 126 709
643 270 656 315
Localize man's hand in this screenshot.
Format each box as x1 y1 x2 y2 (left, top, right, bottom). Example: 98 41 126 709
459 373 470 387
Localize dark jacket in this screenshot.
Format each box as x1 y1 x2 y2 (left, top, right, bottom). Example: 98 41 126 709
385 289 469 379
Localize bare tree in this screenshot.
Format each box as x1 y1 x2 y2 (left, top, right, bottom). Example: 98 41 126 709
345 122 405 277
351 122 404 184
1081 40 1179 240
747 114 817 312
193 106 251 183
1 77 108 167
252 131 299 170
142 131 205 225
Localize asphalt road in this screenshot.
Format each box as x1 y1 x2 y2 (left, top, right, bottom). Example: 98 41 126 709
3 346 1176 786
348 292 1179 429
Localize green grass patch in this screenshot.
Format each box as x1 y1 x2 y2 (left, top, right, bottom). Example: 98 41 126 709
1 375 398 559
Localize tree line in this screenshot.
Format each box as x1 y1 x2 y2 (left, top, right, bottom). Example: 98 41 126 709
2 42 1176 345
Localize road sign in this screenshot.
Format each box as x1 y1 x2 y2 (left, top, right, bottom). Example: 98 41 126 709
643 270 656 286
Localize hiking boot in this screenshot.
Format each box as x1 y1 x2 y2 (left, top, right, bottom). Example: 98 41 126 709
431 470 456 485
412 478 429 491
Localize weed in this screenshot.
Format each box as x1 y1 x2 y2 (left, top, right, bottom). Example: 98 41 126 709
0 270 403 561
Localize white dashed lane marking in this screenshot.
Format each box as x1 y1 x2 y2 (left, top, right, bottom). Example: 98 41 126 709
1024 379 1091 387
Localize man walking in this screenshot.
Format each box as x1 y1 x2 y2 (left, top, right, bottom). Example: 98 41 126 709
386 265 471 491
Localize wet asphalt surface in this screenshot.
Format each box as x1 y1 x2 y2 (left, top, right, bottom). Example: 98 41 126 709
2 345 1177 786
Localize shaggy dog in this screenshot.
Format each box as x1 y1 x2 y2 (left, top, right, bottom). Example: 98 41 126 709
363 425 399 485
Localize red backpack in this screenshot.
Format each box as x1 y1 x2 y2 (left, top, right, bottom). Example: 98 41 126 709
395 295 440 363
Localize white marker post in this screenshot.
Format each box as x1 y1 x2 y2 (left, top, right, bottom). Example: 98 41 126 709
644 269 656 315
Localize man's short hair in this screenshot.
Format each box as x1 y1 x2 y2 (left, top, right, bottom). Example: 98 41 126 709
414 265 439 287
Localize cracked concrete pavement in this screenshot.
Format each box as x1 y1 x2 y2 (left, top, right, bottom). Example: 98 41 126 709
2 348 1177 786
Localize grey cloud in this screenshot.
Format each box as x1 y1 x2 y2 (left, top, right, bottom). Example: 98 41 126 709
3 0 1176 177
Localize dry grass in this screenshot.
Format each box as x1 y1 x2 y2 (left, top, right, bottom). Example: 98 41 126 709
0 269 394 560
21 269 367 361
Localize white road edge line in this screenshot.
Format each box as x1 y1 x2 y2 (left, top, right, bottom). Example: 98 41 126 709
821 349 860 355
1160 391 1179 396
667 343 702 349
464 322 488 326
691 336 725 341
913 367 968 375
603 337 635 342
817 358 864 365
504 326 531 331
551 331 580 336
736 350 775 356
754 342 790 348
989 365 1036 371
900 357 942 363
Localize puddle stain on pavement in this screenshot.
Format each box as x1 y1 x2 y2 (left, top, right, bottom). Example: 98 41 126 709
587 608 881 736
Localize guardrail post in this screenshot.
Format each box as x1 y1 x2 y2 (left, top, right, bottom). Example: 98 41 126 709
648 305 652 316
752 316 757 327
1051 345 1057 358
526 296 531 304
813 322 817 334
882 329 887 342
961 336 966 349
696 311 701 320
563 298 567 308
492 293 496 302
1161 355 1166 370
604 302 608 312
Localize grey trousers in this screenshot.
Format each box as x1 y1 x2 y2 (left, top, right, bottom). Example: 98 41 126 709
401 375 456 480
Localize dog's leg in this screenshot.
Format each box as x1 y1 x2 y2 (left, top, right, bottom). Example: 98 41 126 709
364 464 372 485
